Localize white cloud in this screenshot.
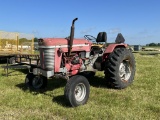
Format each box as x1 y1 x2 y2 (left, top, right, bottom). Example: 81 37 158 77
138 29 148 35
80 27 96 34
109 28 121 34
32 30 39 34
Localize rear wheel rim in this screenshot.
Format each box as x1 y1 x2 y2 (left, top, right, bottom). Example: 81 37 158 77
74 83 86 102
119 60 131 82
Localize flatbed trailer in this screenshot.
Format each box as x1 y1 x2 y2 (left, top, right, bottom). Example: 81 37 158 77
0 31 35 62
0 53 17 64
1 53 40 76
0 51 39 64
15 54 40 65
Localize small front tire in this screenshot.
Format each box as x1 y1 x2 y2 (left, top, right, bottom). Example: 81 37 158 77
64 75 90 107
25 73 47 90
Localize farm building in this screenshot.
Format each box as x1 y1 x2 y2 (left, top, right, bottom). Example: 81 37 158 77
134 45 142 51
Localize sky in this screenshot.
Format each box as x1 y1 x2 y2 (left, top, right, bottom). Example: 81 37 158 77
0 0 160 45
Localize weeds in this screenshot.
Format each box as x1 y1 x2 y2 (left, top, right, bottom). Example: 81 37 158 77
0 54 159 120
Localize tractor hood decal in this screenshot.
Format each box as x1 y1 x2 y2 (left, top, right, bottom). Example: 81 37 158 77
38 38 92 46
39 44 89 48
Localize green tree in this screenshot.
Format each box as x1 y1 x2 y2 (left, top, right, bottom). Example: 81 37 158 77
19 38 29 44
149 43 157 46
34 37 38 42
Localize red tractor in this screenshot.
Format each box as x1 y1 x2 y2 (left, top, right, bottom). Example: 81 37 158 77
25 18 136 107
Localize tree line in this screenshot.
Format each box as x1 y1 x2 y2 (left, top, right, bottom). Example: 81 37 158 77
146 43 160 46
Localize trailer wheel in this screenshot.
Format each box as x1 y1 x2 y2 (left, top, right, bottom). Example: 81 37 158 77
25 73 47 90
9 57 16 64
64 75 90 107
105 47 136 89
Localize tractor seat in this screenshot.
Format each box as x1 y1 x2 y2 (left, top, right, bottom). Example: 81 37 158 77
96 32 107 43
90 32 107 55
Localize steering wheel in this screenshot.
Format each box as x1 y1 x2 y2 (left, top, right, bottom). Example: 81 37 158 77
84 35 96 42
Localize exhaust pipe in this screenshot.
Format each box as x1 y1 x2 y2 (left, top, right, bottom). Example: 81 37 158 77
68 18 78 56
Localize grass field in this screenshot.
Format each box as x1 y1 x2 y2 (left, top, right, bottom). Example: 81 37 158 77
0 53 160 120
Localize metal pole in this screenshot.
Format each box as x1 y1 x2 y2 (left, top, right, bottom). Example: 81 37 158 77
6 58 9 77
0 32 1 51
31 36 34 54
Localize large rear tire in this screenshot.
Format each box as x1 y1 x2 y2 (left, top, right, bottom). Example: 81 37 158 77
25 73 47 90
105 48 136 89
64 75 90 107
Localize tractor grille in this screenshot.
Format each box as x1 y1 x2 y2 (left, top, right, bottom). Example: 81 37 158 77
40 48 55 70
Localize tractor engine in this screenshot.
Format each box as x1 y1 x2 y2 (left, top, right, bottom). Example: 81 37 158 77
63 53 83 75
37 38 92 78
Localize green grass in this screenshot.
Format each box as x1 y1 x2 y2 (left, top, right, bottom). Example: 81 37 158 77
0 54 160 120
137 51 160 55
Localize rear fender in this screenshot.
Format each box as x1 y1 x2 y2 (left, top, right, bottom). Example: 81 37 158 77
103 44 128 59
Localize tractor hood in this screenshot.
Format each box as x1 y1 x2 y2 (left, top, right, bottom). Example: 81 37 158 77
38 38 92 47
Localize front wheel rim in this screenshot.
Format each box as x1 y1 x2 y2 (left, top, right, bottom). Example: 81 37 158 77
74 83 86 102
